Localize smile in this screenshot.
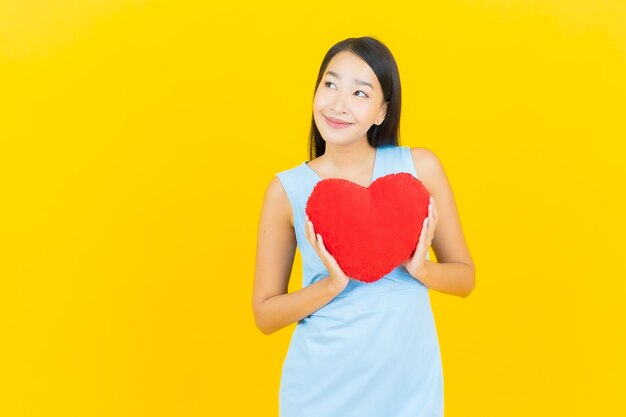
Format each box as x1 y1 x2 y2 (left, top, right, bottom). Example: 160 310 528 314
323 115 353 129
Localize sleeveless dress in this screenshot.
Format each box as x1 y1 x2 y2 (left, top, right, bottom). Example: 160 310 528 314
275 144 444 417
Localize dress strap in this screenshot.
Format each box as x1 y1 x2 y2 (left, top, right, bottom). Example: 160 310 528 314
374 145 418 179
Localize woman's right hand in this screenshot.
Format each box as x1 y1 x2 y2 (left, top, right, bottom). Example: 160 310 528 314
304 214 350 294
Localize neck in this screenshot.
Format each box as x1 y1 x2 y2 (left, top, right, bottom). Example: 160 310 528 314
323 139 375 171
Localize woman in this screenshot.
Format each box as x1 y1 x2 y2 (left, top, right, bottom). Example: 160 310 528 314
252 36 475 417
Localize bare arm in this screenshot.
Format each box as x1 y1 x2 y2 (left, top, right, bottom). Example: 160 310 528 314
410 147 476 298
251 176 343 335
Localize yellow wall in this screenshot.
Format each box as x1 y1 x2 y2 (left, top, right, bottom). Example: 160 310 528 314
1 1 624 415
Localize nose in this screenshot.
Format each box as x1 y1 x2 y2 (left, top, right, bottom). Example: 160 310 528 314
330 90 349 114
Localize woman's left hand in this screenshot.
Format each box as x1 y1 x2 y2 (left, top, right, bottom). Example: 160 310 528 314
402 196 438 280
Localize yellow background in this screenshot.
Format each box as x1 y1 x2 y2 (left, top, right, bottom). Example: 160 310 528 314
1 0 625 415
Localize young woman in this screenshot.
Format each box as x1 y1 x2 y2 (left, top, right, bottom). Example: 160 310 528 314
252 36 475 417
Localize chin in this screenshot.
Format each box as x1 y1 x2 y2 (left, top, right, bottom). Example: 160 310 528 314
320 136 361 147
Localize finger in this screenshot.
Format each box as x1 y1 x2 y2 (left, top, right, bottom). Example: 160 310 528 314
305 219 319 253
308 218 317 243
317 233 330 257
425 214 436 244
409 238 425 269
304 217 313 244
407 236 420 260
411 241 423 263
315 233 330 264
429 202 438 232
419 218 429 245
412 218 428 254
317 234 339 265
303 216 310 239
428 200 435 224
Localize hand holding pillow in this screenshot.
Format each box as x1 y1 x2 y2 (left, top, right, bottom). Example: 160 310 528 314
402 196 438 283
304 214 351 294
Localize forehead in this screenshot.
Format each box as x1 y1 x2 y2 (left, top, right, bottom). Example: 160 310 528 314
325 51 379 85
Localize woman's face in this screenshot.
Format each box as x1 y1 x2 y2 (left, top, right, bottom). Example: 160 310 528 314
313 51 388 146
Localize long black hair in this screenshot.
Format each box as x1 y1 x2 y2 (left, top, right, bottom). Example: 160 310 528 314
308 36 402 160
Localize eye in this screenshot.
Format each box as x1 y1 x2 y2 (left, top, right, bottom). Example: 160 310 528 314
323 81 368 98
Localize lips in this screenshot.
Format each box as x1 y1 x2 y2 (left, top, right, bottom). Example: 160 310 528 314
323 115 353 128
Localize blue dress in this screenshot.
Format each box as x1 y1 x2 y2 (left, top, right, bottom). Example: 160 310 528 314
275 144 444 417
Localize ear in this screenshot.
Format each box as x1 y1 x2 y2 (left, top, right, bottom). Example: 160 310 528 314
375 102 388 125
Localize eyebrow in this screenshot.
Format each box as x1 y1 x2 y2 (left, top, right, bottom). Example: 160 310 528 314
324 70 374 90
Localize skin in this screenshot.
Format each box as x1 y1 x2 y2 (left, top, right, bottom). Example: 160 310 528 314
252 51 475 335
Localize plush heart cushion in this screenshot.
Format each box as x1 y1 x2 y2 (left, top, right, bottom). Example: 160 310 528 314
305 172 431 283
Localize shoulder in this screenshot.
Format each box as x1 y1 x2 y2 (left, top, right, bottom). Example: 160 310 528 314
263 175 294 227
409 146 445 176
267 174 286 194
265 175 290 207
409 146 448 195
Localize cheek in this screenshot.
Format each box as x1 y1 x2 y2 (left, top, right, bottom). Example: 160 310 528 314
353 104 377 121
313 88 332 112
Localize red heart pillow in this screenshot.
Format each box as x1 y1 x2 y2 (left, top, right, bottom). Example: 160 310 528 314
305 172 431 283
